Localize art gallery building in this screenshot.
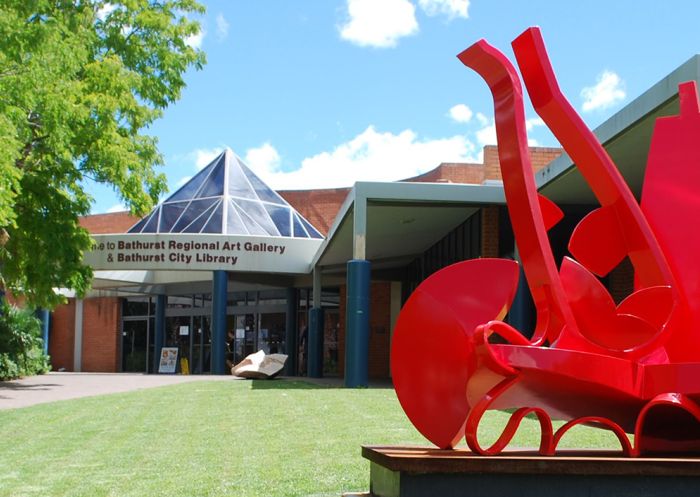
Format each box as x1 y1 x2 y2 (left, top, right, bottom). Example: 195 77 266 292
46 55 700 385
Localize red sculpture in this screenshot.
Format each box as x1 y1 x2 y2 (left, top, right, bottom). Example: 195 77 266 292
391 27 700 456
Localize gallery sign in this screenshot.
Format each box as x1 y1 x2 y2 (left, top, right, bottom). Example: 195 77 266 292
85 233 323 274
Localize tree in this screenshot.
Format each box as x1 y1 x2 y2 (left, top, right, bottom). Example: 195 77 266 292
0 0 206 307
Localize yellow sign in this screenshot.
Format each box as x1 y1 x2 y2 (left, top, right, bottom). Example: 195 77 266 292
180 357 190 375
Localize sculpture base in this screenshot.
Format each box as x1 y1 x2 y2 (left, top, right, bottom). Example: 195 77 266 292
362 446 700 497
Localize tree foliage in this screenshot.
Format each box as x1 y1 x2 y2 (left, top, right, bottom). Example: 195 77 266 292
0 0 206 307
0 302 50 380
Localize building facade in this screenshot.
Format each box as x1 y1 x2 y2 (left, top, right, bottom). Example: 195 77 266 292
46 54 700 383
48 145 561 379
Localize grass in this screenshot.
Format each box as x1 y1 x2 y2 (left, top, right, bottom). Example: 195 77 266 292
0 379 622 497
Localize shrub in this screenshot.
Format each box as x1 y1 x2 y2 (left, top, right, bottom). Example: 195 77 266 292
0 302 51 380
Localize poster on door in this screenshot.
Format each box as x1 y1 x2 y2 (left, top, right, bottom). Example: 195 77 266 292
158 347 179 373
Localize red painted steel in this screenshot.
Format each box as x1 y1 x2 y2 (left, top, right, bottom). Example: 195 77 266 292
391 26 700 457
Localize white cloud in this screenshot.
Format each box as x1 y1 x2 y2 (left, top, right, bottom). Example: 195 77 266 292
471 115 546 147
245 126 477 190
476 123 496 147
244 143 282 184
475 112 489 126
215 13 229 41
339 0 418 48
581 70 626 112
106 203 127 213
185 27 206 49
418 0 470 19
526 117 545 131
448 104 473 123
192 147 223 169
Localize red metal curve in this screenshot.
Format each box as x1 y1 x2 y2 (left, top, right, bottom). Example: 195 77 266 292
457 40 577 347
641 81 700 361
635 393 700 455
465 376 554 456
391 25 700 458
552 417 633 456
391 258 519 449
511 27 678 359
511 27 674 290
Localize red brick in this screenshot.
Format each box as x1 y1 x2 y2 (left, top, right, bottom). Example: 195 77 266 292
49 299 75 371
81 297 121 372
80 211 140 234
279 188 350 236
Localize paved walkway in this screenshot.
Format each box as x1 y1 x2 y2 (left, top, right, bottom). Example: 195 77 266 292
0 372 234 410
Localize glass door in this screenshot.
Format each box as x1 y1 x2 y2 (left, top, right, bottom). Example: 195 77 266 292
259 312 286 355
165 316 192 373
231 314 256 365
122 319 149 372
191 315 211 374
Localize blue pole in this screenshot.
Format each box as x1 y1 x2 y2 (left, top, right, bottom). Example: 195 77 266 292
345 259 371 387
36 309 50 355
153 294 166 373
508 264 535 339
308 307 324 378
211 270 228 375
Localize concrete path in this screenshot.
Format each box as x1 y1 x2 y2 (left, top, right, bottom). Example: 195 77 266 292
0 372 235 410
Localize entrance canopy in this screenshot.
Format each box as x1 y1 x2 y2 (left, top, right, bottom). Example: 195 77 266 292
84 149 324 287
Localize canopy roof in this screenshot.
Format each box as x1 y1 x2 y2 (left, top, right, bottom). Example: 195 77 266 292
128 149 323 239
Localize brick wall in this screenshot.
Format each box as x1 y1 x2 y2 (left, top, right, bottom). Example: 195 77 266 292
338 281 392 379
280 188 350 236
49 299 75 371
80 297 121 372
483 145 563 181
484 146 502 181
402 163 485 184
481 206 500 258
80 211 139 234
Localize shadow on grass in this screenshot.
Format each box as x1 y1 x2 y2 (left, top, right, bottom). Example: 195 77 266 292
249 379 340 390
248 378 395 390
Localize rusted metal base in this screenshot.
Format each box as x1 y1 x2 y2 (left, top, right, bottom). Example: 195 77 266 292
362 446 700 497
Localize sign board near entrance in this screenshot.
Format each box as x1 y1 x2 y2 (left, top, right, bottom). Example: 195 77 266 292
158 347 179 374
85 234 323 274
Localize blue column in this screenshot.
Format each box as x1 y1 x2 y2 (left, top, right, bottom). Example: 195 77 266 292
153 294 166 373
508 265 535 339
211 270 228 375
345 259 371 387
308 307 324 378
36 309 50 355
285 288 298 376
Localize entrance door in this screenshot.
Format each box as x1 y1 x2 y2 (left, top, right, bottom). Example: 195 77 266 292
229 313 287 366
122 319 149 372
259 312 286 355
231 314 256 366
165 316 192 373
192 315 211 374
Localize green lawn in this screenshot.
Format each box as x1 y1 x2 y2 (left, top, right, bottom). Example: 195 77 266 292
0 379 622 497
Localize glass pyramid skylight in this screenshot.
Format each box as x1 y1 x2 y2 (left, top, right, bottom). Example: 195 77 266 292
128 149 323 239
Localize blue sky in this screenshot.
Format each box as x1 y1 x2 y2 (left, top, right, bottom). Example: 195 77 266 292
91 0 700 213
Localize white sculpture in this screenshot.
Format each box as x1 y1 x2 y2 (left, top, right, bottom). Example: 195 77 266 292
231 350 288 379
